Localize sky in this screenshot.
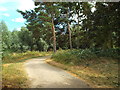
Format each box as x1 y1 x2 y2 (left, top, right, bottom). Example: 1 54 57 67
0 0 35 31
0 0 96 31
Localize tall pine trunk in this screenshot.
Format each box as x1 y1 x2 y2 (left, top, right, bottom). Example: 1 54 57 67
67 9 72 49
52 17 56 53
68 22 72 49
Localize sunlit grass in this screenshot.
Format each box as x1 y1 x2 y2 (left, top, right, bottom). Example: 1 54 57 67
46 58 118 88
2 63 29 88
2 51 52 88
3 51 52 64
50 49 118 88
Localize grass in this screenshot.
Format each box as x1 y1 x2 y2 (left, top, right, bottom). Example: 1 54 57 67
2 51 52 88
46 50 119 88
3 51 52 64
46 58 118 88
2 63 29 88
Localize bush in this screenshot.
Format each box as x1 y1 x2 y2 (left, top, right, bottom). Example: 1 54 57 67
91 48 120 59
69 49 97 65
77 49 97 59
52 50 76 64
52 48 119 65
52 49 97 65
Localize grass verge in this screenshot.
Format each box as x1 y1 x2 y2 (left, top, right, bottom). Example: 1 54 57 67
3 51 52 64
46 58 118 88
2 63 29 88
2 51 52 88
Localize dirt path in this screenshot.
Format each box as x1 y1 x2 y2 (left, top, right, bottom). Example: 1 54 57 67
24 56 91 88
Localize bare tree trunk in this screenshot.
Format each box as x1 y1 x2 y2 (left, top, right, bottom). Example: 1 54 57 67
68 22 72 49
67 9 72 49
52 17 56 53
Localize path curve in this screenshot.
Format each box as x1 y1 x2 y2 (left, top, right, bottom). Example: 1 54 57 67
24 56 91 88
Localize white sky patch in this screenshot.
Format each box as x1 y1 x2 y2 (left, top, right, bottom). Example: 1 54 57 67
12 18 25 23
16 27 21 31
18 0 35 11
2 13 10 17
73 14 78 22
0 7 7 11
0 0 18 4
0 0 8 4
91 7 96 12
0 0 35 11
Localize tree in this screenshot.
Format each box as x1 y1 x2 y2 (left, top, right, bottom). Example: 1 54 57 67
35 2 61 52
18 2 61 52
91 2 120 49
60 2 74 49
0 20 12 50
11 29 21 52
16 2 119 51
18 27 34 51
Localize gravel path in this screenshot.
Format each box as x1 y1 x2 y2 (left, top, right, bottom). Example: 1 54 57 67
24 56 91 88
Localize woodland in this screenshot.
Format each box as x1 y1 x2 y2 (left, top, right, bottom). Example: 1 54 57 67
1 2 119 88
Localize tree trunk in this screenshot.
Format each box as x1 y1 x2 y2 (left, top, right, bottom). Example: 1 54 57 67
67 9 72 49
52 18 56 53
68 22 72 49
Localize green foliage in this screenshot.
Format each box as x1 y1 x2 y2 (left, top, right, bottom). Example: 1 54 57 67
52 50 77 64
0 21 12 50
10 30 21 52
52 48 119 65
71 49 97 59
72 49 97 65
0 21 49 52
91 48 120 59
1 2 120 88
1 2 120 55
37 38 49 51
52 49 97 65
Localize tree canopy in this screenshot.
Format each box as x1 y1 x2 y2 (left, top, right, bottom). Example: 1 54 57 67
1 2 119 53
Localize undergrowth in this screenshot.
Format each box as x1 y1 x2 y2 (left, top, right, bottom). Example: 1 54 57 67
49 49 119 88
52 49 119 65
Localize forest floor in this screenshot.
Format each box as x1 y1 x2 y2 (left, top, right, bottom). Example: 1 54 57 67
24 56 90 88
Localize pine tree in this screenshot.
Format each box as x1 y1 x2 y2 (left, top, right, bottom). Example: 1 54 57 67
59 2 75 49
18 2 61 52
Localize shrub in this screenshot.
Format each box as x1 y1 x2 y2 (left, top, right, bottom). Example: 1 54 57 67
52 49 97 65
52 48 119 65
70 49 97 65
52 50 77 64
91 48 120 59
77 49 97 59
